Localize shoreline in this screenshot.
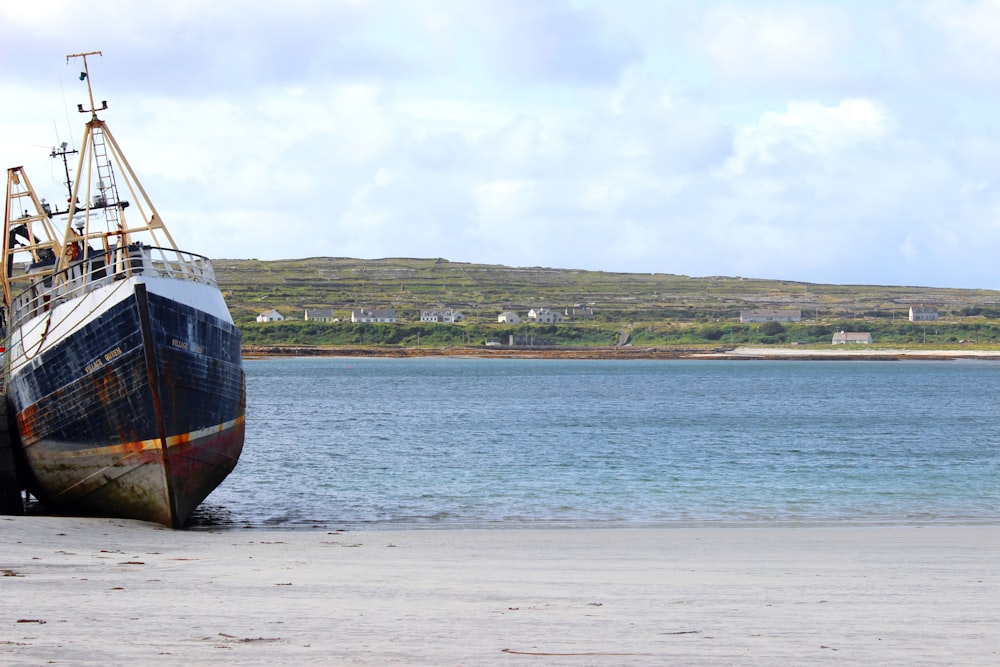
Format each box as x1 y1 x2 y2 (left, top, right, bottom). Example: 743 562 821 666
2 516 998 665
242 344 1000 361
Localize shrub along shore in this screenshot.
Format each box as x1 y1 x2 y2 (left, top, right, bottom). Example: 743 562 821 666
238 319 1000 350
242 344 1000 361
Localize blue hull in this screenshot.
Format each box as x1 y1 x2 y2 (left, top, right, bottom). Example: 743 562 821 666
7 282 245 527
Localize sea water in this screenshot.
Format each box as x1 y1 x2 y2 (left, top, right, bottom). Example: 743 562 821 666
195 357 1000 529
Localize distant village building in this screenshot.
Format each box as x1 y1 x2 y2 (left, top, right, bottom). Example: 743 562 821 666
565 306 594 319
508 333 555 347
351 308 397 323
528 307 565 324
832 331 872 345
909 305 939 322
420 308 466 323
740 309 802 323
304 308 338 322
498 311 521 324
256 309 284 323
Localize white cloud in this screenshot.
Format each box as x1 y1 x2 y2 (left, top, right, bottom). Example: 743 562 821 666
582 184 625 211
3 1 1000 287
726 98 893 174
472 180 536 221
700 4 847 85
925 0 1000 80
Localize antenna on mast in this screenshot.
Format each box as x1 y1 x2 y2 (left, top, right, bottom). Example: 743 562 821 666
50 142 78 210
66 50 106 118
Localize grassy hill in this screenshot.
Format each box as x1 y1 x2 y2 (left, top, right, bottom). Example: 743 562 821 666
214 257 1000 349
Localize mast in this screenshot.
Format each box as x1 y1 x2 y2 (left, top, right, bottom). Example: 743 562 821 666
3 52 188 310
2 167 64 307
49 143 78 216
59 51 179 274
67 50 106 121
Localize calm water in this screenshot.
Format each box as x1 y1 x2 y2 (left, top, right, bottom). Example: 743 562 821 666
194 357 1000 529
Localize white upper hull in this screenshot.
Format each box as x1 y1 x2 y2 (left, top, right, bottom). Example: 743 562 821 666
8 262 233 379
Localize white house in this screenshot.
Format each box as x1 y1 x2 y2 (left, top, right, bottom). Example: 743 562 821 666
740 309 802 323
351 308 397 323
832 331 872 344
420 308 465 323
909 305 938 322
527 307 565 324
256 309 284 323
498 311 521 324
304 308 337 322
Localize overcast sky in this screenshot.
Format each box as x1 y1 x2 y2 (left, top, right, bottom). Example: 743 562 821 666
3 1 1000 289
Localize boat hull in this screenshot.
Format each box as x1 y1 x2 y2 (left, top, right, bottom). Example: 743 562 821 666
6 279 245 527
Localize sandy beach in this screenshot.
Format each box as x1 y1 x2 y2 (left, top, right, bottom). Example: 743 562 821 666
698 346 1000 360
1 517 997 665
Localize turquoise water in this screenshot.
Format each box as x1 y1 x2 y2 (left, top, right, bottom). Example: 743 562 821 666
195 357 1000 528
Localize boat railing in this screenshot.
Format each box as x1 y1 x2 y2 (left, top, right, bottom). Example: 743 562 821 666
7 245 217 332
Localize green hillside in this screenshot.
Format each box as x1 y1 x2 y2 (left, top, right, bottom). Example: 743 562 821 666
215 257 1000 349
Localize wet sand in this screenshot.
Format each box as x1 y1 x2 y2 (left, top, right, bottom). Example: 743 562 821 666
2 517 998 665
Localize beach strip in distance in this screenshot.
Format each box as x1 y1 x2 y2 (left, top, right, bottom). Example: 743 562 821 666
2 516 998 665
243 344 1000 361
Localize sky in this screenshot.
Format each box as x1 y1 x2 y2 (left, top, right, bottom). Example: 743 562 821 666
3 1 1000 289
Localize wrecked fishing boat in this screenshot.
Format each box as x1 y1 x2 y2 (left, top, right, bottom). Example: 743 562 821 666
1 51 245 527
